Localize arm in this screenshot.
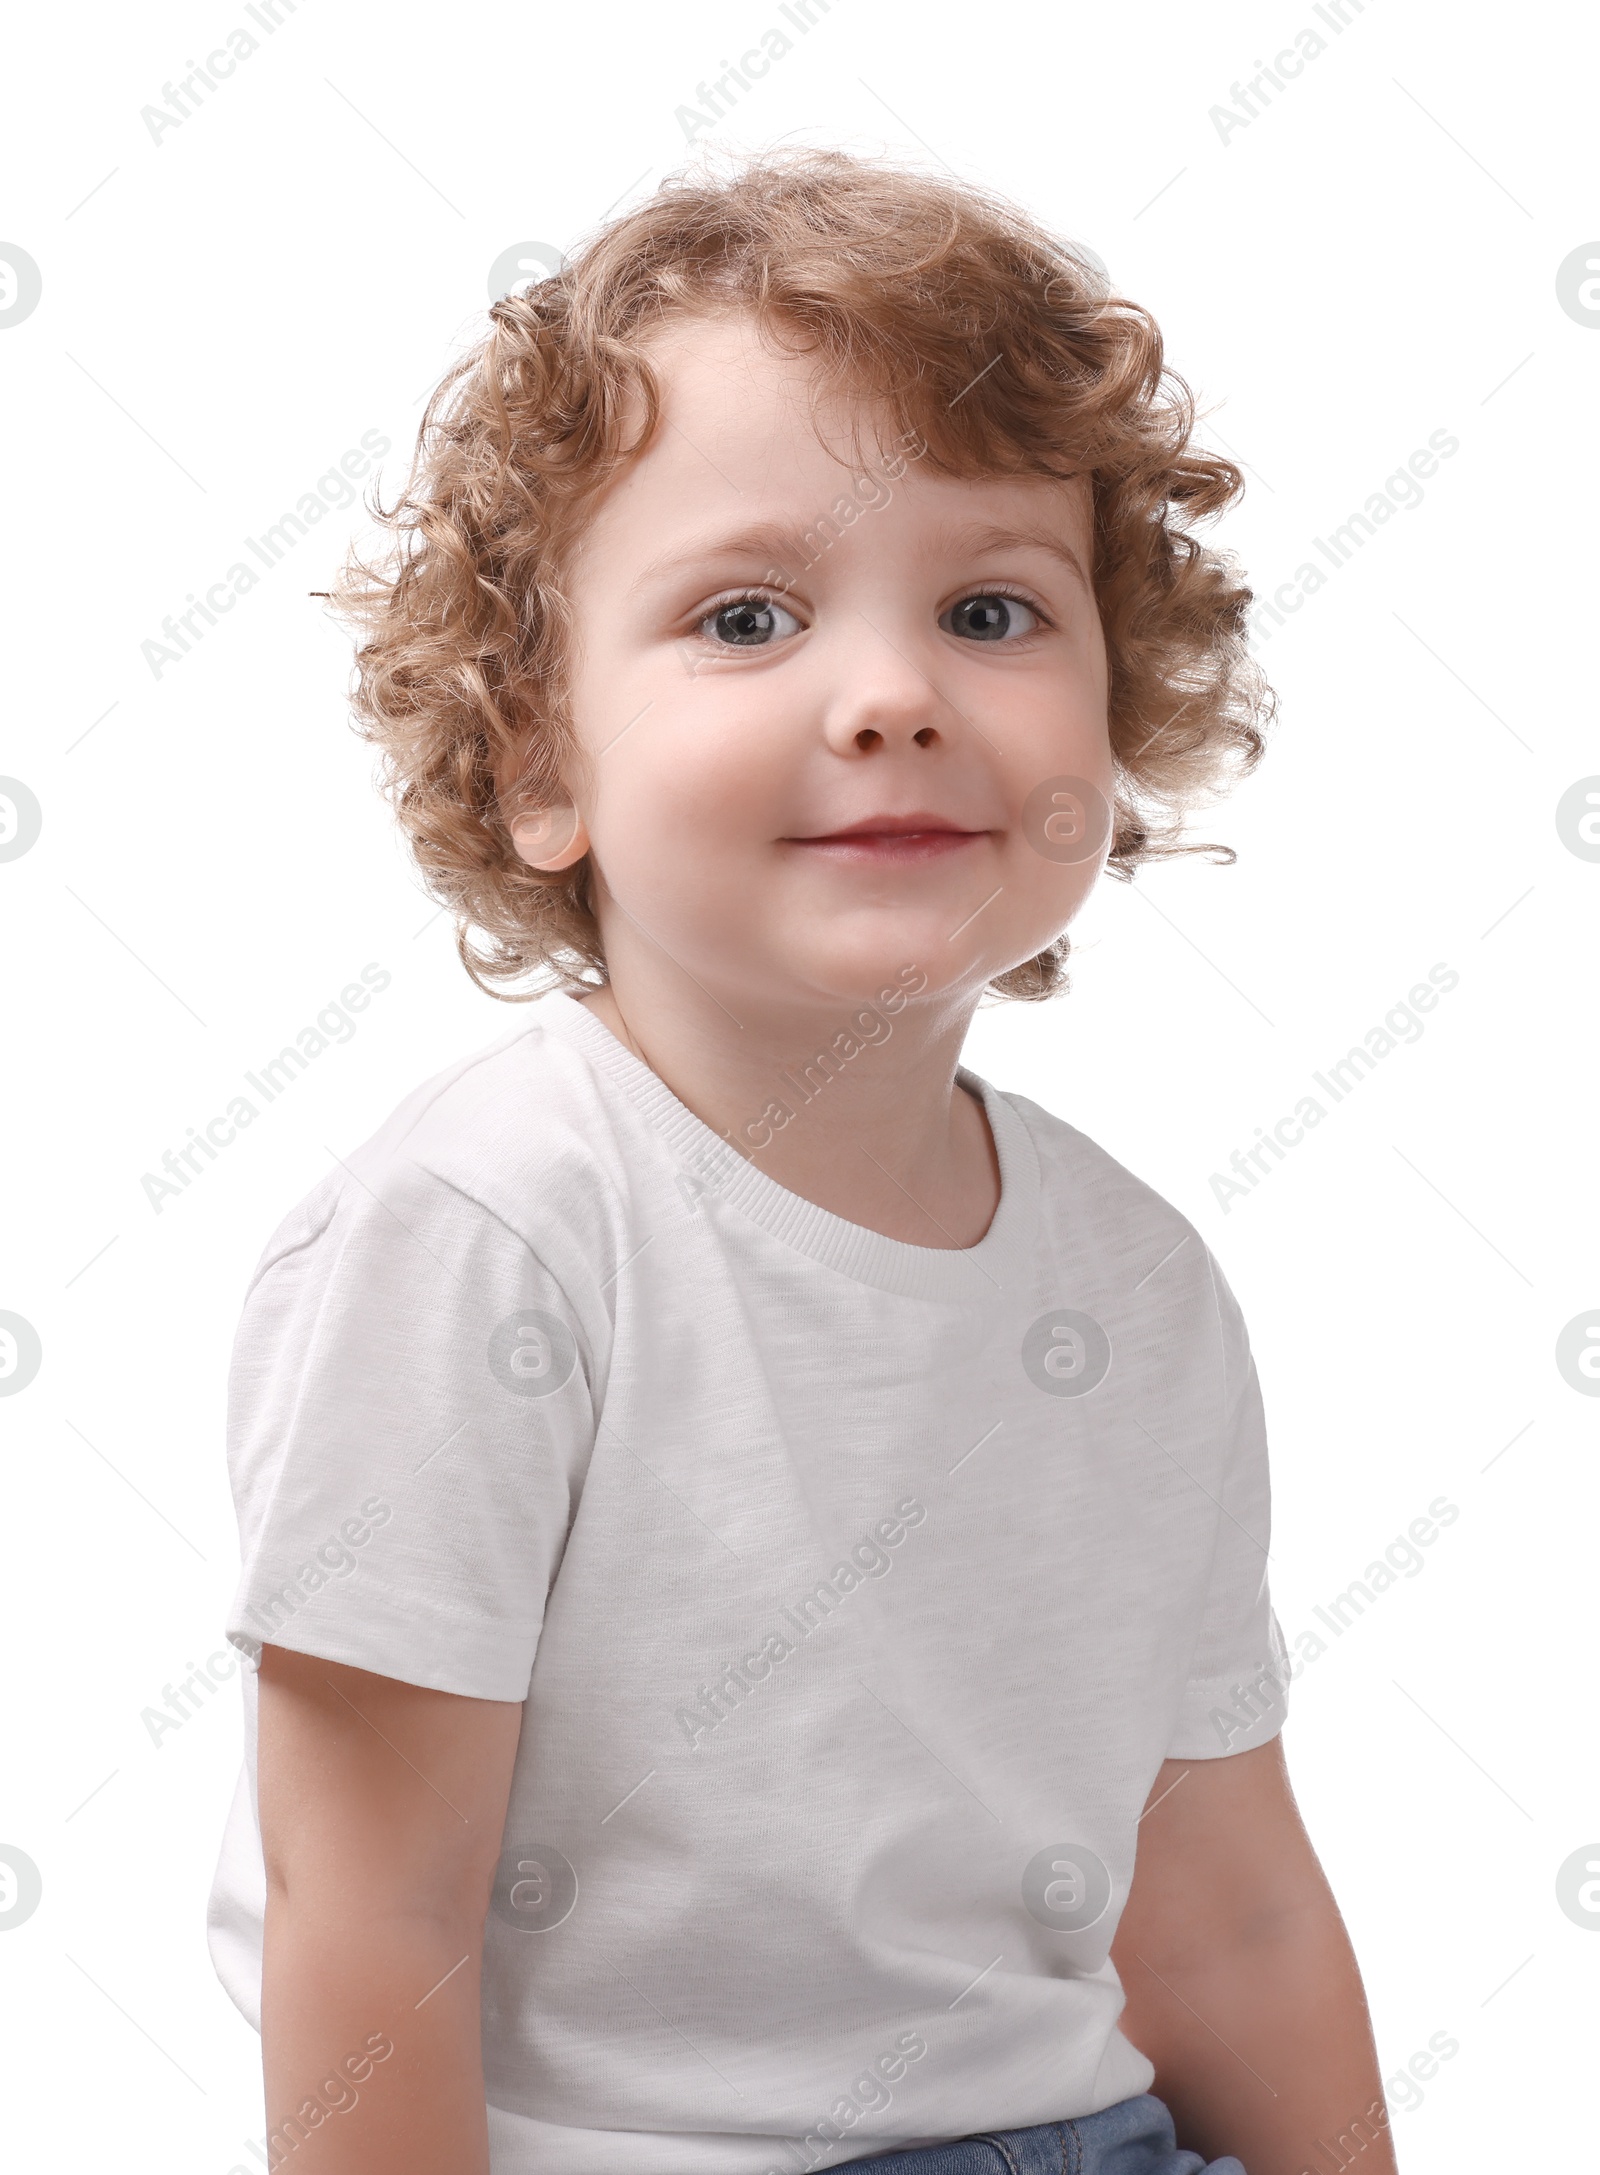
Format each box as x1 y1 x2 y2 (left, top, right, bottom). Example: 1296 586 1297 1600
256 1644 524 2174
1109 1737 1398 2175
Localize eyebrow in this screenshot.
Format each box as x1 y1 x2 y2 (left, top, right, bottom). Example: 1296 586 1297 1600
630 522 819 596
938 521 1093 591
629 515 1092 596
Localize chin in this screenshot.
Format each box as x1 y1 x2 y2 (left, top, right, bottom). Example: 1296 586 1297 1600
777 944 975 1011
800 912 1055 1003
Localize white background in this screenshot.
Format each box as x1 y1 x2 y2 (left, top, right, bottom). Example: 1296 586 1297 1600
2 1 1596 2168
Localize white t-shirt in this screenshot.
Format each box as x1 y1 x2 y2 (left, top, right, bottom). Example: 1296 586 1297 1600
207 990 1288 2175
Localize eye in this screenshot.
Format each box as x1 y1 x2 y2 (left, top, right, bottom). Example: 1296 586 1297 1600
943 591 1042 642
697 591 804 648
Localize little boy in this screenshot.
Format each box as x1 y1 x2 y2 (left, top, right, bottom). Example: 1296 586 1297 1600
208 150 1398 2175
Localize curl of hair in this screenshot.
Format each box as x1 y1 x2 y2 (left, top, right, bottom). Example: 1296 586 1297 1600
326 146 1276 1002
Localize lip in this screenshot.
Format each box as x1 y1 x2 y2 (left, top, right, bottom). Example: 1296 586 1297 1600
785 813 990 861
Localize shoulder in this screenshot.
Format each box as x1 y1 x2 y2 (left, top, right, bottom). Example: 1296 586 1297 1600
241 998 624 1302
993 1085 1257 1425
991 1082 1193 1235
990 1083 1245 1336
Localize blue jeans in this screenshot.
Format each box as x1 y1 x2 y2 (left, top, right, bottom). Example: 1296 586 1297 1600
833 2092 1245 2174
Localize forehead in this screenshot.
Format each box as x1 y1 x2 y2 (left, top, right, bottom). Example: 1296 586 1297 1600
630 310 885 460
586 310 1092 553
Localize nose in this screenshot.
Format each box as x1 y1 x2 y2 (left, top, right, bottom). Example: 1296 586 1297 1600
818 612 957 756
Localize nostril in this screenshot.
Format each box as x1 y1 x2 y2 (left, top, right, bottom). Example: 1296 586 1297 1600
854 728 882 752
913 727 937 748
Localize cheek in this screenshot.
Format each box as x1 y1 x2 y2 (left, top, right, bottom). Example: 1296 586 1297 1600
995 843 1108 951
1047 591 1111 732
1002 665 1115 846
986 726 1116 951
972 609 1108 756
584 702 788 903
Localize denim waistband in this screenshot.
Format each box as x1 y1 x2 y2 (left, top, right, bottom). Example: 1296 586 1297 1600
832 2091 1246 2175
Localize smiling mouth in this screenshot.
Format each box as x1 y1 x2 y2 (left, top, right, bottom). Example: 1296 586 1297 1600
786 815 990 861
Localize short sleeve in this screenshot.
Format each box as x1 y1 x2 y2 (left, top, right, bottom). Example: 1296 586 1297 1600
222 1156 596 1703
1165 1248 1290 1759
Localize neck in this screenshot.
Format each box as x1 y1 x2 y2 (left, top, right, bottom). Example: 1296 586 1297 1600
577 959 1001 1249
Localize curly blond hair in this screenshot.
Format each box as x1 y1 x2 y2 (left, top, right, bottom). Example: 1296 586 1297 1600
326 146 1275 1002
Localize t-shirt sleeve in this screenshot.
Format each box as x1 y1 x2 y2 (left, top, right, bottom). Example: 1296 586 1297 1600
222 1155 595 1703
1165 1245 1290 1760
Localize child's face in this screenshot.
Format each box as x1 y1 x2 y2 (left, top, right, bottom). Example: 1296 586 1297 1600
556 312 1112 1015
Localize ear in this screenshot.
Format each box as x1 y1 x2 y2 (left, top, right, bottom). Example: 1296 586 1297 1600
509 803 589 871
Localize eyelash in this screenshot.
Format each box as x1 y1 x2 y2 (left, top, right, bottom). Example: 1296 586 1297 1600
695 584 793 625
691 583 1055 637
958 583 1053 629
